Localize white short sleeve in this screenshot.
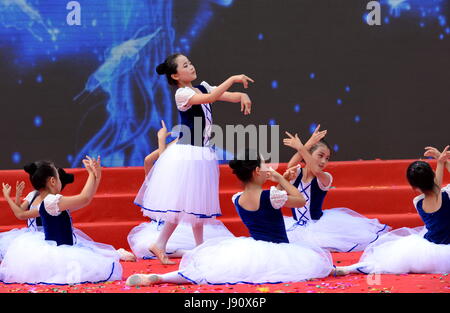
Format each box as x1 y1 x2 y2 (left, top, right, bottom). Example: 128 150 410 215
317 172 333 191
231 192 243 205
269 186 288 209
24 191 38 203
413 194 425 210
43 194 63 216
442 184 450 197
200 81 217 93
175 87 196 112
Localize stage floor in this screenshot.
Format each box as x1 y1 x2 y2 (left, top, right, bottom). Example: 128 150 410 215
0 251 448 293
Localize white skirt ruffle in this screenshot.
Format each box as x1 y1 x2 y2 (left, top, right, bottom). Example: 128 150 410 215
357 227 450 274
0 229 122 285
177 236 333 285
127 219 235 259
284 207 390 252
0 227 41 261
134 144 221 224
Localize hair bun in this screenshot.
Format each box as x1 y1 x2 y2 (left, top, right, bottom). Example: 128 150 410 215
156 62 167 75
24 162 37 175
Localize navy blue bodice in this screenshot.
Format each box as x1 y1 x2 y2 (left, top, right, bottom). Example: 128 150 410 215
291 168 326 221
39 199 74 246
234 190 289 244
415 189 450 245
177 84 212 147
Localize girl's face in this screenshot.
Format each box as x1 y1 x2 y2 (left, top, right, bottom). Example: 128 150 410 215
310 145 331 170
172 55 197 84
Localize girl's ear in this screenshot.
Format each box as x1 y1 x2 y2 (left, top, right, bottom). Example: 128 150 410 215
254 167 261 177
171 73 179 82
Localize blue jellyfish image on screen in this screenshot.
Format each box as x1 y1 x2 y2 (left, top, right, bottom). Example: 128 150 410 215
0 0 234 167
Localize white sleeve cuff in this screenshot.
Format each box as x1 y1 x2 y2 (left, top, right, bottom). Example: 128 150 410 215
43 194 63 216
200 81 217 94
269 186 288 209
232 192 243 205
24 191 38 203
317 172 333 191
443 184 450 197
175 87 196 112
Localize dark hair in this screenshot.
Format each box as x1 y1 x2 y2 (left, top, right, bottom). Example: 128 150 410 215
406 161 437 193
156 53 182 86
24 161 57 190
58 168 74 191
309 139 332 155
229 149 262 183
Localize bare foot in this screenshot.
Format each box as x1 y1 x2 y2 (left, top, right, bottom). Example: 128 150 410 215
149 244 176 265
126 274 162 286
117 248 137 262
331 266 349 276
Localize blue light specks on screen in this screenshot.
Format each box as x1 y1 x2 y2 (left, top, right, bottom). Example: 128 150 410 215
309 73 316 79
12 152 21 164
333 144 339 152
336 98 343 106
381 0 448 38
34 115 42 127
294 104 300 113
309 123 318 134
271 80 278 89
268 119 276 126
258 33 264 40
354 115 361 123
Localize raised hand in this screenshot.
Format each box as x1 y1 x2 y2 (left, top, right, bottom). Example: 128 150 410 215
157 120 172 141
240 94 252 115
305 124 327 148
283 164 300 181
283 132 304 151
266 167 284 183
424 146 441 159
232 74 255 89
16 181 25 197
437 145 450 164
2 183 12 199
86 155 102 180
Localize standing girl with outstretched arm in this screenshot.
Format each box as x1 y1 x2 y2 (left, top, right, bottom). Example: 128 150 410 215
134 53 253 264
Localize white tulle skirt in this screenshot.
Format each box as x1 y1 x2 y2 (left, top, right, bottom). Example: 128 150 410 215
0 229 122 285
127 219 235 259
134 144 221 224
356 227 450 274
284 208 390 252
177 236 333 285
0 227 42 261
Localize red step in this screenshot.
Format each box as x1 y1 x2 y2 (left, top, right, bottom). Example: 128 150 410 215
0 160 448 249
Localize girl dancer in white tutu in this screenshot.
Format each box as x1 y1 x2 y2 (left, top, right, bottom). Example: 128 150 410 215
126 150 333 286
128 120 234 260
334 145 450 275
0 157 129 284
134 53 254 264
0 168 75 261
281 127 390 252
